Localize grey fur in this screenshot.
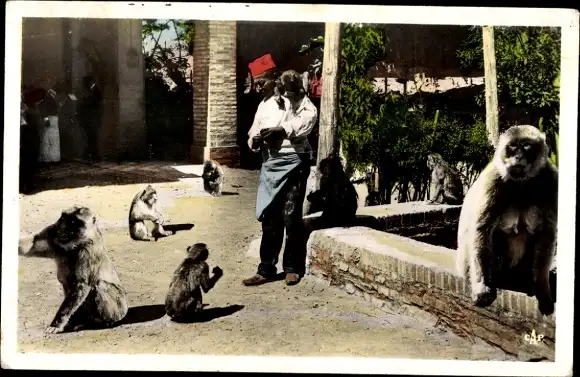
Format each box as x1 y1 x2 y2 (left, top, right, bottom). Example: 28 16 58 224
202 160 225 197
456 125 558 316
165 243 223 322
19 206 128 333
426 153 464 205
128 185 172 241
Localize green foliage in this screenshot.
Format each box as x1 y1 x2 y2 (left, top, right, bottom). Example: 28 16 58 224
456 26 561 136
301 24 497 201
299 35 324 54
337 25 493 192
142 19 194 83
539 116 559 167
142 19 194 159
337 24 388 172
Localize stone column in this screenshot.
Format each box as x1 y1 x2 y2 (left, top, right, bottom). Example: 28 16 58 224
191 20 239 167
116 19 147 161
70 18 120 162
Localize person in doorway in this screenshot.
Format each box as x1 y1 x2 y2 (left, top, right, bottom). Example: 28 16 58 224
78 75 103 162
243 70 318 287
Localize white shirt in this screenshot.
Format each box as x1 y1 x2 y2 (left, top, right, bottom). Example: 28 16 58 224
248 95 318 155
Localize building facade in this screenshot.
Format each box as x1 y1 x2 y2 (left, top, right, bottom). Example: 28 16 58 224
21 17 146 162
22 19 481 166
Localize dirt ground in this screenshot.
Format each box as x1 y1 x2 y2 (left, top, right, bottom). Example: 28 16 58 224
16 164 516 360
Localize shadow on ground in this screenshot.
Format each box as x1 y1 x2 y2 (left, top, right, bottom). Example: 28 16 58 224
120 304 168 326
19 160 202 195
220 191 240 196
169 304 245 324
62 304 168 333
163 223 195 234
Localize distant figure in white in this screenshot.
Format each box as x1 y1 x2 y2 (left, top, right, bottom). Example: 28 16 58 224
37 89 61 163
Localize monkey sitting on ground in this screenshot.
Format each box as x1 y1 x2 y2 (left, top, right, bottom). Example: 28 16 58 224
306 155 359 227
19 206 128 333
426 153 465 205
128 185 173 241
202 159 225 197
456 125 558 316
165 243 224 322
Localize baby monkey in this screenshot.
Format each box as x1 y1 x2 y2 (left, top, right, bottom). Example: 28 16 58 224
165 243 223 322
202 159 226 197
129 185 173 241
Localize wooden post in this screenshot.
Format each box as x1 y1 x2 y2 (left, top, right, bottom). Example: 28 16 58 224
482 26 500 148
316 22 342 166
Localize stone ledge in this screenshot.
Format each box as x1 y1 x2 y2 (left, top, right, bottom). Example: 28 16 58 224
305 202 461 236
305 226 556 360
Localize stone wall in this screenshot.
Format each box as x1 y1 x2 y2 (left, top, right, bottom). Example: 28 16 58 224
304 203 557 360
191 20 239 167
357 202 461 249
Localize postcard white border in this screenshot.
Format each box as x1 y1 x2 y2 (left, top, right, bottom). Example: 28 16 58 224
3 2 578 376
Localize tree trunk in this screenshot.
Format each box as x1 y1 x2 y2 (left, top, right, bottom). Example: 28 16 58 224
317 22 342 168
482 26 500 148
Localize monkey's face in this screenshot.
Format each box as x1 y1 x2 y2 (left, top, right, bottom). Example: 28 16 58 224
187 244 209 262
427 156 434 170
52 206 98 250
318 156 344 177
202 164 217 181
498 135 547 181
141 187 158 206
426 154 439 170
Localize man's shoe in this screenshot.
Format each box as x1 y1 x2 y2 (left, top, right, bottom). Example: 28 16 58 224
242 274 271 286
285 273 301 286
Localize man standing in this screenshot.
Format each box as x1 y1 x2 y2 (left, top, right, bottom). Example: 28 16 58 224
77 75 103 162
243 70 318 287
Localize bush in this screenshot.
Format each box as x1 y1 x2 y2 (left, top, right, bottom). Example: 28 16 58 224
456 26 561 141
337 25 494 202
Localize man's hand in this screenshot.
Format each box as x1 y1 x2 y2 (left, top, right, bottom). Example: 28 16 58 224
260 126 287 141
251 135 264 150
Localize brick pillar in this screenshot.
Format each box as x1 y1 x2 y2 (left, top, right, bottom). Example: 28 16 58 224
191 20 239 167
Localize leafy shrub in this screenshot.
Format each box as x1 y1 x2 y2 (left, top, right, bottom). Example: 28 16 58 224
337 25 495 202
456 26 561 139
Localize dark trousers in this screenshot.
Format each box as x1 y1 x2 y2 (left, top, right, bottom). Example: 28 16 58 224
79 110 102 162
257 159 310 278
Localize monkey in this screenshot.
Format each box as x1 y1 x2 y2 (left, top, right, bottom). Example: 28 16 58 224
426 153 465 205
365 191 382 207
456 125 558 316
128 185 173 241
19 206 128 333
202 159 226 197
165 243 223 322
306 154 359 227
